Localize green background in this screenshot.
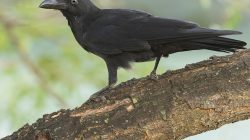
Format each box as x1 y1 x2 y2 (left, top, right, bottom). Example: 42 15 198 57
0 0 249 139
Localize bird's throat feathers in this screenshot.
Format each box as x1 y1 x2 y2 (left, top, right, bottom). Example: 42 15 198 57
60 0 100 32
61 11 86 45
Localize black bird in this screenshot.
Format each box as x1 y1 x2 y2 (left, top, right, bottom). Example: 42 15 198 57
39 0 246 94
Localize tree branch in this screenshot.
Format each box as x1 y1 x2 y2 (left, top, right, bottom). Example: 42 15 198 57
3 50 250 140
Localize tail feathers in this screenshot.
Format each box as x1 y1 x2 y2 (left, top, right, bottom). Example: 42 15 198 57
203 29 242 36
192 37 247 53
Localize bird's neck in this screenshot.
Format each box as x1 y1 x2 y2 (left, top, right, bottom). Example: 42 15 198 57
61 0 100 32
61 10 100 47
60 0 100 47
80 0 100 14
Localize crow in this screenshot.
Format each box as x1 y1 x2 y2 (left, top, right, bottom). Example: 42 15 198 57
39 0 246 96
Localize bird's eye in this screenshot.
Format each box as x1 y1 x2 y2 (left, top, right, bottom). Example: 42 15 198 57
71 0 78 5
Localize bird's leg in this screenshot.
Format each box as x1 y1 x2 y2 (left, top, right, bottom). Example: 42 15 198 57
90 62 117 102
149 55 162 80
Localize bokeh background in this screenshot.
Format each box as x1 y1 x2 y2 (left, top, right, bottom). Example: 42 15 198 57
0 0 249 139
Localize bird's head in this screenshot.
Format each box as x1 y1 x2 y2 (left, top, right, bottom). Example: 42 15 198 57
39 0 98 16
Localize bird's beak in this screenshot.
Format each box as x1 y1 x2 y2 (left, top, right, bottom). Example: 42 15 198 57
39 0 68 10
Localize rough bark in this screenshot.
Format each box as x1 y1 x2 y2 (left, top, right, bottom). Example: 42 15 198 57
3 50 250 140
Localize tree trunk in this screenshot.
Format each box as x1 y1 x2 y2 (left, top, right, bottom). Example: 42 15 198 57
3 50 250 140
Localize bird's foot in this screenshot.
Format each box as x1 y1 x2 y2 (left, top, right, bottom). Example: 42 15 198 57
89 84 115 102
149 71 158 81
90 87 109 102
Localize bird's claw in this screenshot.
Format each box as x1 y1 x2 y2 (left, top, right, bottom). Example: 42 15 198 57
149 71 158 81
90 94 107 102
89 84 115 102
90 89 108 102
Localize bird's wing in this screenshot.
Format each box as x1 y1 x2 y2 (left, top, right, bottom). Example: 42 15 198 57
85 11 241 55
125 16 241 43
84 24 151 55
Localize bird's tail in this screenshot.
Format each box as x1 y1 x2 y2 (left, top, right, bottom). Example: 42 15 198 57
190 37 247 53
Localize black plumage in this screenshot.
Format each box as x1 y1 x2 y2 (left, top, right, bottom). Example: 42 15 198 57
39 0 247 92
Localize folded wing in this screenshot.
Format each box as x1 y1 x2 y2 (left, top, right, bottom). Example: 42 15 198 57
85 10 243 55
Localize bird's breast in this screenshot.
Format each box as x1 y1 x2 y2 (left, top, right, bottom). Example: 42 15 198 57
78 33 91 52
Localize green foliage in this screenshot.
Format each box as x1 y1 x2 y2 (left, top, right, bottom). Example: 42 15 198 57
0 0 249 138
